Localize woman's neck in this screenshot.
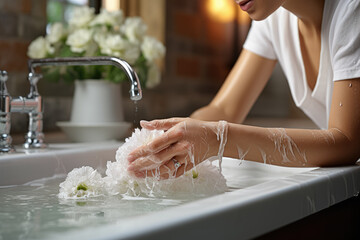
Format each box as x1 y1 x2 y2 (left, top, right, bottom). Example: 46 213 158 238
283 0 325 30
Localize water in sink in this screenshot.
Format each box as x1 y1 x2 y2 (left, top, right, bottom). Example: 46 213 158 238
0 152 315 240
0 175 207 240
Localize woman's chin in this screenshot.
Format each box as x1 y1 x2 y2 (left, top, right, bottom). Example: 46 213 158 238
246 11 272 21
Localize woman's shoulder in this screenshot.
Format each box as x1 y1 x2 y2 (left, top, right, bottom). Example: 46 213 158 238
325 0 360 81
324 0 359 25
324 0 360 40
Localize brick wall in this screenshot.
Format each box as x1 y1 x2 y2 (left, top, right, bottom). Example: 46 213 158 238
132 0 296 123
0 0 46 88
0 0 51 133
132 0 247 122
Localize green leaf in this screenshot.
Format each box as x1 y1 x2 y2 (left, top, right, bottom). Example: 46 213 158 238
133 54 149 88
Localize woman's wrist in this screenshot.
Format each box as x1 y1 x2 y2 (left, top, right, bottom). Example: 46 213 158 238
201 120 230 162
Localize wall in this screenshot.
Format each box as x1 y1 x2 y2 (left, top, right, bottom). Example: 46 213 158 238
0 0 67 134
0 0 303 137
134 0 295 123
0 0 83 134
133 0 246 122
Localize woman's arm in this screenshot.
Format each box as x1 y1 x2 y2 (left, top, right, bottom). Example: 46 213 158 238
191 49 277 123
127 79 360 178
126 44 360 177
223 78 360 167
191 78 360 168
190 50 360 167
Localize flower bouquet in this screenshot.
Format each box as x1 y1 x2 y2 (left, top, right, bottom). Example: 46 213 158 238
27 6 166 88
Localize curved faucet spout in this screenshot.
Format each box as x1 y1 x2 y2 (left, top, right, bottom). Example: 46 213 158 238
28 56 142 101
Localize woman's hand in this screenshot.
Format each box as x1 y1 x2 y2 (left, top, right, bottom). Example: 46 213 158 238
127 118 228 179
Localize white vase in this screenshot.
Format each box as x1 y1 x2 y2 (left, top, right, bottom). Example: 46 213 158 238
70 80 124 123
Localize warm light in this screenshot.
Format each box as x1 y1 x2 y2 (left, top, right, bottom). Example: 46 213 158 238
237 7 251 24
103 0 120 11
206 0 236 23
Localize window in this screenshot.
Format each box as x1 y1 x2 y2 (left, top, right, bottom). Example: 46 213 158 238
47 0 90 24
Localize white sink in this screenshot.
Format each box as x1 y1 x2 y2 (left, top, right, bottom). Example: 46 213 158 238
0 142 359 240
0 142 119 186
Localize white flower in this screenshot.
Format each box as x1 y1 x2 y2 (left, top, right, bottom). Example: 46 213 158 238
104 128 165 196
108 128 227 197
98 34 140 64
121 17 147 44
109 128 165 178
90 9 124 27
66 28 93 53
104 161 141 196
59 166 105 199
27 36 54 58
68 6 95 28
58 128 227 199
46 22 66 44
177 160 227 195
115 128 165 166
122 46 141 65
146 63 161 88
141 36 166 62
27 5 166 86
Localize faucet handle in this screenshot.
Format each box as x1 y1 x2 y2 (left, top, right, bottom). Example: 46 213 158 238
28 72 42 85
0 70 13 153
0 70 8 82
27 72 42 98
0 70 9 95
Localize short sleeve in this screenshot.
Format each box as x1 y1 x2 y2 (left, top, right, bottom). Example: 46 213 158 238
330 0 360 81
243 19 277 60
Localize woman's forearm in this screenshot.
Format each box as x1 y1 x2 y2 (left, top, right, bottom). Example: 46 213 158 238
190 105 237 123
191 50 277 124
224 123 359 167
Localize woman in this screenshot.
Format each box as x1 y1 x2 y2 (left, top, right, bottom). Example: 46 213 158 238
127 0 360 179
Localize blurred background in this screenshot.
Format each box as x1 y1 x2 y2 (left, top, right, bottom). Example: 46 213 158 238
0 0 313 135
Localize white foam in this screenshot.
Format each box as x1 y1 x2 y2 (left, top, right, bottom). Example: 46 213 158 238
59 128 227 199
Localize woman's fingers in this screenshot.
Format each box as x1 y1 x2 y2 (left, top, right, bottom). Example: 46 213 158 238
175 161 194 178
127 118 215 179
128 141 190 172
158 157 188 179
128 126 185 162
140 118 187 130
131 155 194 180
127 156 162 172
164 155 187 172
151 142 190 167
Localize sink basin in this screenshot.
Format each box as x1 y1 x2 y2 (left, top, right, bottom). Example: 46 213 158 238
0 142 119 186
1 142 359 240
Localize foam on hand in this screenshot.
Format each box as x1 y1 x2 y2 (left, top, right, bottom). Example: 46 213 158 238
59 128 227 199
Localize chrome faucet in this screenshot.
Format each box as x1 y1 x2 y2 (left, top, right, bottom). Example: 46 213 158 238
28 56 142 101
0 56 142 153
0 70 13 153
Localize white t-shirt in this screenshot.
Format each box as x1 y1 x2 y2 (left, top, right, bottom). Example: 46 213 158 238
243 0 360 129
